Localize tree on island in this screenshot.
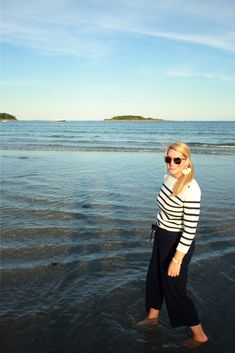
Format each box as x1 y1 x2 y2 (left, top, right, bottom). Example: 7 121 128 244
0 113 17 121
104 115 165 121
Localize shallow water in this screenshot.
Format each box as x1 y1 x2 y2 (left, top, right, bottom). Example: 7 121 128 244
1 123 235 353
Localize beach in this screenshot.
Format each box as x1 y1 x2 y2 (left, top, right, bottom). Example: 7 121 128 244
1 121 235 353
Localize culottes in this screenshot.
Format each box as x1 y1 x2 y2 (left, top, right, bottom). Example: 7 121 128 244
146 226 200 327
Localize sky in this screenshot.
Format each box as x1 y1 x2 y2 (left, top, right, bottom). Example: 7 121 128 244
1 0 235 120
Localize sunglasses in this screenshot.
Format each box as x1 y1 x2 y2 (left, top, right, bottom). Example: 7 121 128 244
164 156 185 165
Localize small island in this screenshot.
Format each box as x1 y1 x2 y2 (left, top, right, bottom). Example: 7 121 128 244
0 113 17 122
104 115 165 121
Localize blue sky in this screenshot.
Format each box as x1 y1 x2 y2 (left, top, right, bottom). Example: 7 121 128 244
1 0 235 120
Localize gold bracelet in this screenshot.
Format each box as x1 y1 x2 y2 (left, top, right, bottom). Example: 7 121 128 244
172 257 182 265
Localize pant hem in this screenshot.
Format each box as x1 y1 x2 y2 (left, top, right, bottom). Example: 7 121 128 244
171 321 201 328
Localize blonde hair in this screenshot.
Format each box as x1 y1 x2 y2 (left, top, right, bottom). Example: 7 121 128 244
166 142 194 197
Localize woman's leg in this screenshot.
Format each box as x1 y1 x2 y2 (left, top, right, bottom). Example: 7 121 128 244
161 241 201 327
145 232 163 314
189 324 208 342
159 232 208 344
181 324 208 348
136 232 163 326
148 307 160 319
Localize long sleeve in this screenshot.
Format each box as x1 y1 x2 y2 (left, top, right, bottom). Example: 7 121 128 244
176 182 201 254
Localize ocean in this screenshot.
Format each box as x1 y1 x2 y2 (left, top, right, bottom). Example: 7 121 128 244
0 120 235 353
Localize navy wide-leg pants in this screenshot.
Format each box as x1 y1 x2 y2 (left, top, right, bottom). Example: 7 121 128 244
145 226 200 327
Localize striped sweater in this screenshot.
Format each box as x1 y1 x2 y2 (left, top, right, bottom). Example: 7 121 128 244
156 174 201 254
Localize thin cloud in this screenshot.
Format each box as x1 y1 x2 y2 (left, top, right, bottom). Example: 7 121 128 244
1 0 235 56
123 27 235 53
166 69 235 81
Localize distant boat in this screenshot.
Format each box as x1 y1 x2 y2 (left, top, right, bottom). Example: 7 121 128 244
52 118 65 122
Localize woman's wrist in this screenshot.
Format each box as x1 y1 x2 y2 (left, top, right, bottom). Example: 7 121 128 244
173 250 185 264
172 257 182 265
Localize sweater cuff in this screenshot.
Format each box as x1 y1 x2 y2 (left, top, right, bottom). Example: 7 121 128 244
176 243 189 254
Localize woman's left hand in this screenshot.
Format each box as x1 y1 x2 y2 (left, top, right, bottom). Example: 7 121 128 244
167 261 181 277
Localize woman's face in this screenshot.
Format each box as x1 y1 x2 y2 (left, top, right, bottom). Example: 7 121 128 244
165 148 188 179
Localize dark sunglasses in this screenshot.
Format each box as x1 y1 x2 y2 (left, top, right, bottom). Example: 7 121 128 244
164 156 185 165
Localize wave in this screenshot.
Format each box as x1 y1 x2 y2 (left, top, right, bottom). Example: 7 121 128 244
1 145 235 154
189 142 235 148
2 223 234 271
2 242 234 273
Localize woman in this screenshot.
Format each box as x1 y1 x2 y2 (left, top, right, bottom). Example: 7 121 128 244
137 142 208 348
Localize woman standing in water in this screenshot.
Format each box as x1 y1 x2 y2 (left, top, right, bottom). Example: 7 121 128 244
137 142 208 348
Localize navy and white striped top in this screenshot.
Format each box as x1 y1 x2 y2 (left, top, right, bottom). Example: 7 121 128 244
156 174 201 254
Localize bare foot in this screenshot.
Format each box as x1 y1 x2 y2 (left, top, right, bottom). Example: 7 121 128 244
182 337 208 349
135 317 158 327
